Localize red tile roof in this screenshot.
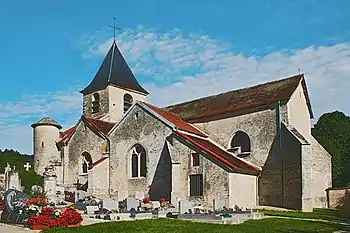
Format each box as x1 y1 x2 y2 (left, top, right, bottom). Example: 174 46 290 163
84 116 116 136
58 126 76 143
143 102 207 137
175 131 261 174
165 74 313 122
88 157 108 170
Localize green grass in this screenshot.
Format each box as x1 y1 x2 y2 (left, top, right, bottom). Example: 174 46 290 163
259 208 350 223
43 218 348 233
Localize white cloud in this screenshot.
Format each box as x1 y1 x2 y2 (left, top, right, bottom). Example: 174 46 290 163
82 26 350 121
2 26 350 154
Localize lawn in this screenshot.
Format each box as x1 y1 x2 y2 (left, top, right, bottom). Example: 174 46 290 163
43 218 347 233
259 208 350 223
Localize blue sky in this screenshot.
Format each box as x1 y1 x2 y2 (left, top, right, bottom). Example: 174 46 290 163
1 1 350 154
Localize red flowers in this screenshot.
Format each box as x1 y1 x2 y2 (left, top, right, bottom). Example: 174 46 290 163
61 208 83 225
41 207 54 217
143 196 151 204
27 215 52 226
27 208 82 229
159 197 165 202
25 197 48 207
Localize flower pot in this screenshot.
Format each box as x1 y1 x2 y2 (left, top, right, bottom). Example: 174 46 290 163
68 222 82 227
30 224 51 230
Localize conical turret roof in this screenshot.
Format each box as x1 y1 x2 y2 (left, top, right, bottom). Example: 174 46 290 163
31 117 62 129
80 41 148 95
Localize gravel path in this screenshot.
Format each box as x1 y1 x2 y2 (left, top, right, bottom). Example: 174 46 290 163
0 223 35 233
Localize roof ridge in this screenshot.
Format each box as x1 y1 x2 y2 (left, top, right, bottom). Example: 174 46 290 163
165 73 304 109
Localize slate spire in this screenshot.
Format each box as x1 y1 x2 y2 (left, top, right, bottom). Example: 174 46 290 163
80 41 148 95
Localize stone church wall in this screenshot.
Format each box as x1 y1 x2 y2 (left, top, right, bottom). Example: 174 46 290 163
310 136 332 208
193 108 277 167
170 136 230 209
83 88 109 118
108 105 173 198
66 121 108 188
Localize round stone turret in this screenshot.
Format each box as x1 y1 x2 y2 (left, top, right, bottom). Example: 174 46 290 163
31 117 62 175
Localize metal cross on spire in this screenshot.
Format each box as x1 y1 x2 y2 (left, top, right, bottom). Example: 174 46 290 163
108 16 122 42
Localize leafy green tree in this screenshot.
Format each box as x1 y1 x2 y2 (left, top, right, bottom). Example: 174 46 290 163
312 111 350 187
19 170 44 194
0 149 33 173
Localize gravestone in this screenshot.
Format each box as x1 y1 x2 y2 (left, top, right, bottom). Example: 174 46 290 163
126 197 139 211
103 198 118 212
0 189 29 223
152 201 161 209
43 165 57 203
86 205 100 215
179 200 194 215
117 190 128 201
65 190 75 203
213 199 225 211
135 191 144 200
5 164 22 191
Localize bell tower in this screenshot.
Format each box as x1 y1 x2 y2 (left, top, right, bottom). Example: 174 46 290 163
80 41 148 122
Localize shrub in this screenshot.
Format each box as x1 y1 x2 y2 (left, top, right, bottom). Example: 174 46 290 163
19 170 43 194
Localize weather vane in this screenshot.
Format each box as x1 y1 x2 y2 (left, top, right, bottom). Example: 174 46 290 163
108 16 122 41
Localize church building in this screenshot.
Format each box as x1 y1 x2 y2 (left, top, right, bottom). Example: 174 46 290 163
31 40 332 212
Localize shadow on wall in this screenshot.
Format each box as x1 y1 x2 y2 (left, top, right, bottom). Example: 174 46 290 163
148 142 172 202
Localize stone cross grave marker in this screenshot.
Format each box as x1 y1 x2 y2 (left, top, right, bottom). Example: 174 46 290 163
24 163 32 171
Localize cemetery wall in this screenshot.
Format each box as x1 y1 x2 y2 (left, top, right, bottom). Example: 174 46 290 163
326 187 350 209
67 120 107 186
109 104 173 198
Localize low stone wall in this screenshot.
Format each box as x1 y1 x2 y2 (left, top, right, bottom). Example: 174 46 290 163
326 187 350 209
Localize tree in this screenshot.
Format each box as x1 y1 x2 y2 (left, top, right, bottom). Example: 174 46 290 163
0 149 33 173
312 111 350 187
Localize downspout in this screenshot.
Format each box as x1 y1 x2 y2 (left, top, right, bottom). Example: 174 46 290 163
276 100 284 207
107 137 111 196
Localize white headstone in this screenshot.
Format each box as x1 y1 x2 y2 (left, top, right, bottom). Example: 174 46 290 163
213 199 225 211
135 191 144 200
86 205 99 215
117 190 129 201
43 165 57 203
7 171 21 191
24 163 32 171
126 197 139 211
179 200 194 215
152 201 161 209
103 198 118 211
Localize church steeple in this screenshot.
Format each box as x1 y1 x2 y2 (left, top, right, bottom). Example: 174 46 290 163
80 41 148 95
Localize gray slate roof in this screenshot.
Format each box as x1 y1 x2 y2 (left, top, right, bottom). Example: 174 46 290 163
80 41 148 95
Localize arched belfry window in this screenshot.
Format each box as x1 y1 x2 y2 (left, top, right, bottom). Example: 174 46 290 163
123 94 133 113
82 152 93 174
130 144 146 178
92 93 100 113
230 131 251 154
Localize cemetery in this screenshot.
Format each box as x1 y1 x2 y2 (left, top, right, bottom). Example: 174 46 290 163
0 162 269 232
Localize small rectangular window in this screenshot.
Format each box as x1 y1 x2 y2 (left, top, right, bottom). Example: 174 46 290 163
189 174 203 196
192 153 200 166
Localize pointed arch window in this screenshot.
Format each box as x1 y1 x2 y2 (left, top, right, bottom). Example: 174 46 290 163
123 94 133 113
230 131 251 154
130 144 146 178
92 93 100 113
81 152 92 174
